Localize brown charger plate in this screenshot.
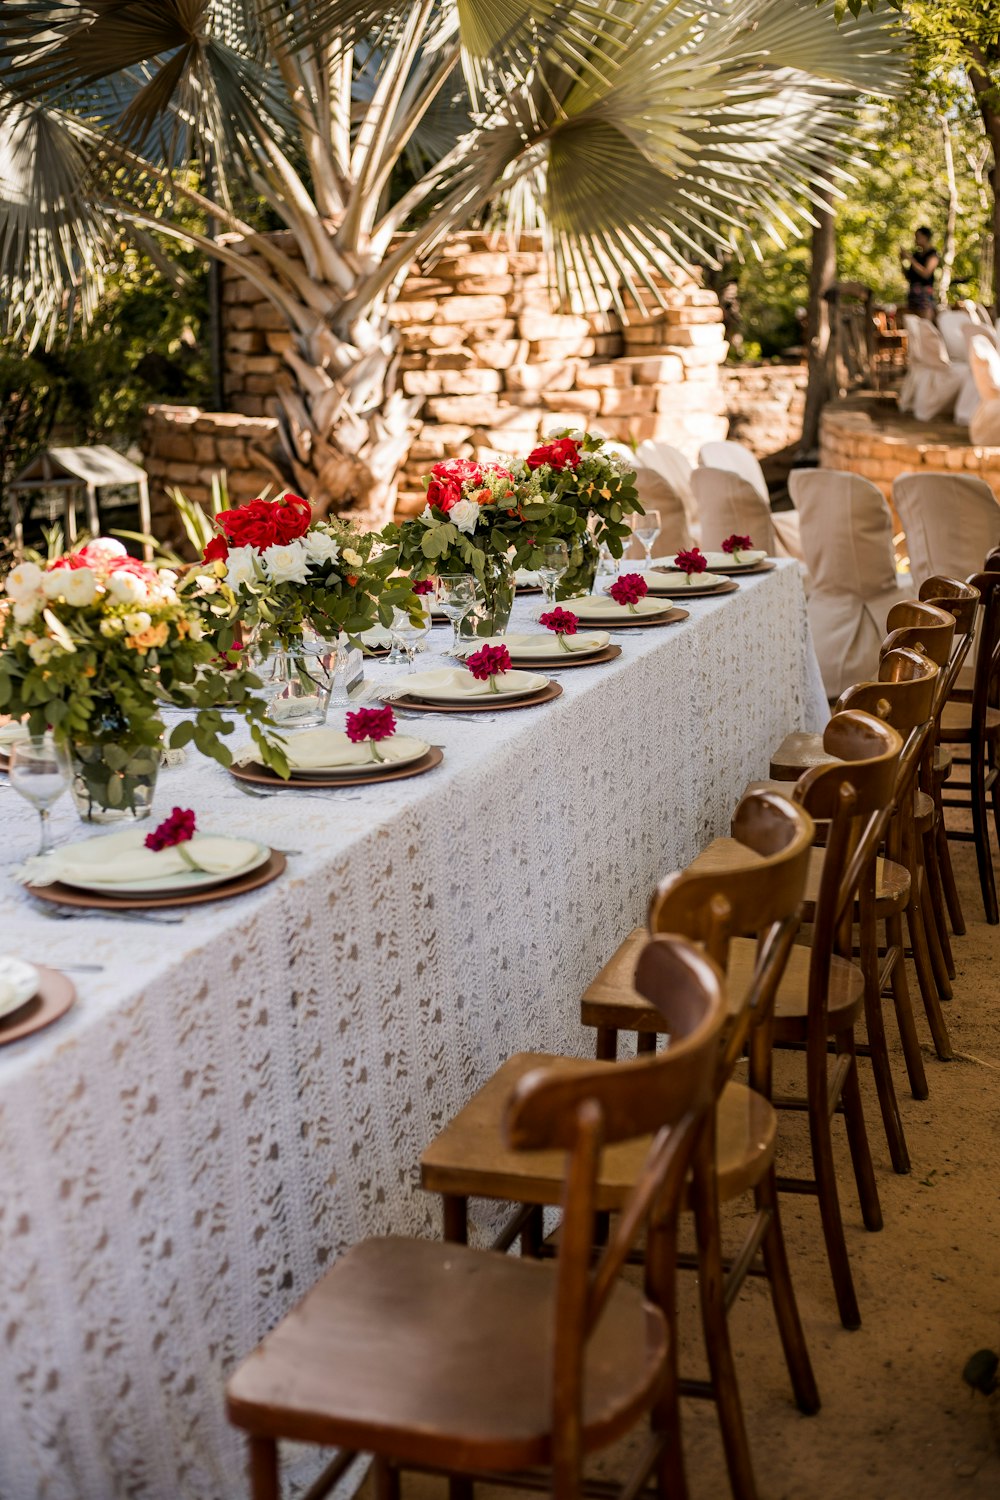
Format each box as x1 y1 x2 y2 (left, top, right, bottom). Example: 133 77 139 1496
647 578 739 599
584 607 690 630
391 681 563 713
712 559 776 576
0 965 76 1047
361 646 391 658
506 644 622 669
27 850 287 912
229 745 443 789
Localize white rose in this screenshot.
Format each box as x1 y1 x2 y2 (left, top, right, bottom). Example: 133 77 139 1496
124 610 152 635
100 618 125 637
449 499 481 536
13 599 37 624
5 562 43 603
107 570 148 605
83 538 127 564
28 638 55 665
41 571 68 600
62 568 99 607
263 539 311 585
304 529 341 566
197 574 220 595
341 546 364 569
225 546 259 590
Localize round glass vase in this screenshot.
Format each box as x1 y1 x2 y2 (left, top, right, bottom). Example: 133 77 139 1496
69 738 161 824
460 556 516 640
251 630 336 728
556 533 600 601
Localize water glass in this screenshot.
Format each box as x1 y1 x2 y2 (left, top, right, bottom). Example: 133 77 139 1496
631 509 662 571
390 605 432 672
595 543 617 592
8 733 71 854
536 541 570 612
436 575 478 653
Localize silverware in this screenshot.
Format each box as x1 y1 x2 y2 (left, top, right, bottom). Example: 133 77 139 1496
232 782 361 804
29 902 184 925
57 963 106 972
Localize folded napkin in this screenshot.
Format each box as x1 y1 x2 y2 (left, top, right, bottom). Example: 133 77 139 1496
386 666 546 701
571 594 670 620
16 827 262 888
359 625 394 649
643 569 726 591
458 631 609 659
702 550 767 569
514 569 542 587
280 727 428 771
0 957 38 1019
0 720 29 749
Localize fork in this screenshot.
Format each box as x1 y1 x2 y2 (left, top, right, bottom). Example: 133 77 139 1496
232 783 361 804
29 903 185 925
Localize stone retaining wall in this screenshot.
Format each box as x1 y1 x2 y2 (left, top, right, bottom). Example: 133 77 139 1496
721 364 807 463
819 396 1000 500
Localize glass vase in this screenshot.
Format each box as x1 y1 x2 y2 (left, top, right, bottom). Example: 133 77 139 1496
460 556 516 639
556 534 600 600
251 632 337 727
69 739 161 824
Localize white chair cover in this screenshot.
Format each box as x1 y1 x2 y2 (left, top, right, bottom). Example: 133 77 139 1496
892 471 1000 588
955 324 1000 426
635 439 699 540
899 317 964 422
789 469 909 698
632 465 693 553
937 309 973 363
969 335 1000 446
691 465 777 554
698 440 769 500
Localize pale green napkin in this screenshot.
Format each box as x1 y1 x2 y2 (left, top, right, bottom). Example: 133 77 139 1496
514 569 542 586
458 631 609 659
387 666 546 700
0 957 38 1018
643 568 726 591
571 594 671 620
283 728 428 771
359 625 394 649
702 550 767 569
0 721 29 749
17 827 262 887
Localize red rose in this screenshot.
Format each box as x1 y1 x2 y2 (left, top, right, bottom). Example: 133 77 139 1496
218 497 279 550
526 437 581 471
431 458 484 488
426 476 462 513
272 492 312 543
721 534 754 555
609 573 649 607
49 552 89 571
539 607 579 636
345 706 397 745
466 643 512 682
145 806 196 852
202 535 229 564
674 548 707 577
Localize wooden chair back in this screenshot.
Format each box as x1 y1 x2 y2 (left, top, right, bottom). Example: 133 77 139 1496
836 649 938 736
881 600 956 668
964 570 1000 724
504 937 726 1488
918 576 980 640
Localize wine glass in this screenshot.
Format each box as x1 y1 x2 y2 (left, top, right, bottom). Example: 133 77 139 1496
595 543 617 593
436 574 478 653
8 733 71 855
535 541 569 613
630 509 662 572
390 604 431 672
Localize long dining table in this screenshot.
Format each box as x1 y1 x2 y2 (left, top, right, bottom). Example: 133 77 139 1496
0 559 827 1500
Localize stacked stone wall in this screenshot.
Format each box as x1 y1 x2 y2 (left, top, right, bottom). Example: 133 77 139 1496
820 398 1000 500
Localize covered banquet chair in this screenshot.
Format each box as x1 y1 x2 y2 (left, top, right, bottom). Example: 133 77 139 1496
955 323 1000 427
899 318 964 423
968 334 1000 446
636 438 700 541
893 471 1000 591
698 439 806 564
788 469 910 699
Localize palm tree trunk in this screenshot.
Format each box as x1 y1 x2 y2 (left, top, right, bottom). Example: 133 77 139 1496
798 186 836 459
968 46 1000 312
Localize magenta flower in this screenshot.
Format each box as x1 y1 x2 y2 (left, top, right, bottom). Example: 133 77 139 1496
674 547 708 578
539 607 579 636
413 579 435 595
722 534 753 556
345 705 397 761
145 807 196 852
609 573 649 608
466 643 512 689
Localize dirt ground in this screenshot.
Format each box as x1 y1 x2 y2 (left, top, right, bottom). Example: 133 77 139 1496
361 829 1000 1500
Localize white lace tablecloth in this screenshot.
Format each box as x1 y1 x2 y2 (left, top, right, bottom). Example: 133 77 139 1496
0 561 826 1500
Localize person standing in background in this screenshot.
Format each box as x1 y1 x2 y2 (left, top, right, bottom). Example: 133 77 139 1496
900 226 939 320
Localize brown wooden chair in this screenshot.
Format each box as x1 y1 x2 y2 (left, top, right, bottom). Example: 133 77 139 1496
937 569 1000 923
422 792 818 1500
227 937 726 1500
583 712 903 1331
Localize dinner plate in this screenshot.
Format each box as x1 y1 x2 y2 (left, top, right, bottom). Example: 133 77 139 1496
58 837 271 896
0 957 40 1021
701 550 768 571
289 733 430 777
454 631 610 662
570 595 673 623
390 668 549 703
643 569 728 594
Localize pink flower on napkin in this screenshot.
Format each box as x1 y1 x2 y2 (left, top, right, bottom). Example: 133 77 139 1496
466 643 512 683
722 534 753 556
413 579 435 595
674 547 708 577
609 573 649 607
539 607 579 636
345 706 397 744
145 807 196 852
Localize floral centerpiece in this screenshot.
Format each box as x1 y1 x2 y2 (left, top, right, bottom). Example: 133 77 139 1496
383 458 575 638
514 430 643 597
201 490 416 724
0 538 285 822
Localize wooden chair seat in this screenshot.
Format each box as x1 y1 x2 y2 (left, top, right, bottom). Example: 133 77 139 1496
933 744 953 779
226 1236 667 1468
421 1052 777 1211
684 835 910 917
581 927 864 1040
939 700 1000 745
914 789 935 833
769 732 834 781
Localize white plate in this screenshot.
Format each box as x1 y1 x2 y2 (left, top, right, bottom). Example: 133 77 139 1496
0 957 40 1021
643 569 727 593
454 631 609 661
58 838 270 896
701 550 768 571
570 595 673 622
394 668 549 702
289 734 430 777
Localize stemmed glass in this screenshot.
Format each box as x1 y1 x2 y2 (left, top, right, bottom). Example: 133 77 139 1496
535 541 569 614
595 543 617 593
630 509 662 572
8 733 72 855
436 575 478 654
389 604 431 672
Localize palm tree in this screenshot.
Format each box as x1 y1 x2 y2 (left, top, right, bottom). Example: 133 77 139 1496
0 0 902 522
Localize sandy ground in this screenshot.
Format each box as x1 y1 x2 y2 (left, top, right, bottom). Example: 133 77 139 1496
359 829 1000 1500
